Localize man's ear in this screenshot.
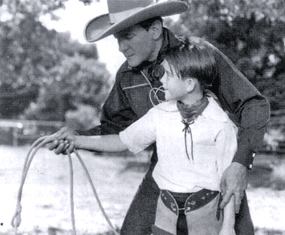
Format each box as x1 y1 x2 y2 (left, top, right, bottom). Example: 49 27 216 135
150 20 163 40
186 78 196 93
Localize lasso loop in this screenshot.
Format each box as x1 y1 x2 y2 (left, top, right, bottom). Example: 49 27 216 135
11 135 119 235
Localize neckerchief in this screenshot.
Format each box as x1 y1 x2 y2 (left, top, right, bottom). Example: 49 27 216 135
176 96 209 162
177 95 209 123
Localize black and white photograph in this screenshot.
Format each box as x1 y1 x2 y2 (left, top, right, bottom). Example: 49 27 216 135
0 0 285 234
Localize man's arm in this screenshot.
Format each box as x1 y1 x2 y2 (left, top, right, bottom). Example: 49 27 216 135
77 64 138 136
213 46 270 211
191 37 270 167
219 98 269 211
211 45 270 169
219 196 235 235
194 37 270 211
232 99 269 168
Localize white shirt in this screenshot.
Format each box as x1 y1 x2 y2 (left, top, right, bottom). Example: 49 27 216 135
119 97 237 193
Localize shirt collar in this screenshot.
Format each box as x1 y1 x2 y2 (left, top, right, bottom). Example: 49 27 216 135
156 97 229 123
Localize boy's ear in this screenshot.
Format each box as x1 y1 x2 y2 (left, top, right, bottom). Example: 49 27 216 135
150 20 163 40
186 78 196 93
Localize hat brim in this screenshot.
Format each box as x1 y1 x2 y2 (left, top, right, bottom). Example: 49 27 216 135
85 1 189 42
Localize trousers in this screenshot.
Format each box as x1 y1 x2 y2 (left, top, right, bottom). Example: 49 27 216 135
152 189 222 235
120 170 254 235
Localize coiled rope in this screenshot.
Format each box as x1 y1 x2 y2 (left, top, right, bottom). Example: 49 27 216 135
11 134 119 235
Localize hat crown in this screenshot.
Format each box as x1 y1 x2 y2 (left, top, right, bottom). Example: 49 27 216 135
108 0 155 13
107 0 156 24
85 1 189 42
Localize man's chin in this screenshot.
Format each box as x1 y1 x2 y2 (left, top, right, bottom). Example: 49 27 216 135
127 59 141 68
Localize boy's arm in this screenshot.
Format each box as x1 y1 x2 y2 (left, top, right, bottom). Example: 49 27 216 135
75 135 128 153
219 197 235 235
46 127 128 154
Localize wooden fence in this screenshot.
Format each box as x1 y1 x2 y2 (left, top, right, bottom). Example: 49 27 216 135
260 110 285 155
1 114 285 155
0 120 64 146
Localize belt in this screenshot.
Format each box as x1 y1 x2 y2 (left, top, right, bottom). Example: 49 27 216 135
160 189 221 218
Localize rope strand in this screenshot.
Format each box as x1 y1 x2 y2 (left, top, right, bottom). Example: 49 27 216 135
74 150 119 234
11 135 119 235
67 150 77 235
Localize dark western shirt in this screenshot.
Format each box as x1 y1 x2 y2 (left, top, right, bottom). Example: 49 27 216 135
77 28 270 170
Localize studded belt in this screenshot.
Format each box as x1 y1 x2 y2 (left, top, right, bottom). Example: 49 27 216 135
160 189 221 219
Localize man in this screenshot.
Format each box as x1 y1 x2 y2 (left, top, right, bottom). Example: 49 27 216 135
48 1 270 234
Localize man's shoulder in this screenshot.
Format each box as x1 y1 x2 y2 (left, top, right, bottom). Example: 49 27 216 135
116 61 129 76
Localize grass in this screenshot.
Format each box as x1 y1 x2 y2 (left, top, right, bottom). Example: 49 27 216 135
1 146 285 235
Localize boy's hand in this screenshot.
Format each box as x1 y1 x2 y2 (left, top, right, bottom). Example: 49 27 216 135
219 227 235 235
46 127 76 154
219 162 248 213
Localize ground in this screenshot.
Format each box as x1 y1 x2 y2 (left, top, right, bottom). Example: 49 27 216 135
0 145 285 235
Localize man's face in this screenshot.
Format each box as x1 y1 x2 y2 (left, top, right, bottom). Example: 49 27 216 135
114 24 157 67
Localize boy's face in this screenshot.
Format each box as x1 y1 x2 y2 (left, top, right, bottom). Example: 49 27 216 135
160 60 189 102
114 24 157 67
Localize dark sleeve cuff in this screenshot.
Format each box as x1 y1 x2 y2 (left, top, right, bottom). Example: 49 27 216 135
232 126 267 170
232 141 256 170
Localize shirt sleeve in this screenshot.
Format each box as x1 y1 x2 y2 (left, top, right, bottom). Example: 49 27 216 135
196 38 270 169
119 109 157 154
216 121 238 179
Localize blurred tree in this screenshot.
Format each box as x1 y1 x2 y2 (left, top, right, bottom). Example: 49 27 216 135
0 0 110 120
2 0 285 120
23 54 110 121
172 0 285 111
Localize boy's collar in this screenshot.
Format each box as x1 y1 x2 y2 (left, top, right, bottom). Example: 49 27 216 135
201 97 229 122
157 97 230 123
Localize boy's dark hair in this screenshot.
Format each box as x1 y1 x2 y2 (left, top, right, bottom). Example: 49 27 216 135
138 16 163 30
165 37 218 89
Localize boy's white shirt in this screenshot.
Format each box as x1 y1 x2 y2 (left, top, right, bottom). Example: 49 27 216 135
119 97 238 193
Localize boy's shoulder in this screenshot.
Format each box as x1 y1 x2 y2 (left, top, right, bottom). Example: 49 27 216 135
203 97 231 123
152 100 178 113
145 101 179 119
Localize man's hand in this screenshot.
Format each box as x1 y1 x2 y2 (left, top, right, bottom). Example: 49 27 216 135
220 162 248 213
45 127 76 155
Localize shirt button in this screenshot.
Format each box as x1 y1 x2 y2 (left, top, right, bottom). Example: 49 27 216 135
252 153 256 158
249 164 253 169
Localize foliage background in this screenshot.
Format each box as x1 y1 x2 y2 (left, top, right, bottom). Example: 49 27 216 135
0 0 110 129
0 0 285 128
1 1 285 234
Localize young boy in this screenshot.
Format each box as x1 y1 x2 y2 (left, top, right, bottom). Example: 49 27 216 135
52 38 237 235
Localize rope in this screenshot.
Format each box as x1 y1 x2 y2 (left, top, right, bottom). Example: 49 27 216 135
140 70 165 107
67 151 77 235
11 135 119 235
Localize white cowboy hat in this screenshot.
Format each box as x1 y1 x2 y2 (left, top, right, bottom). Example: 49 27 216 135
85 0 189 42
